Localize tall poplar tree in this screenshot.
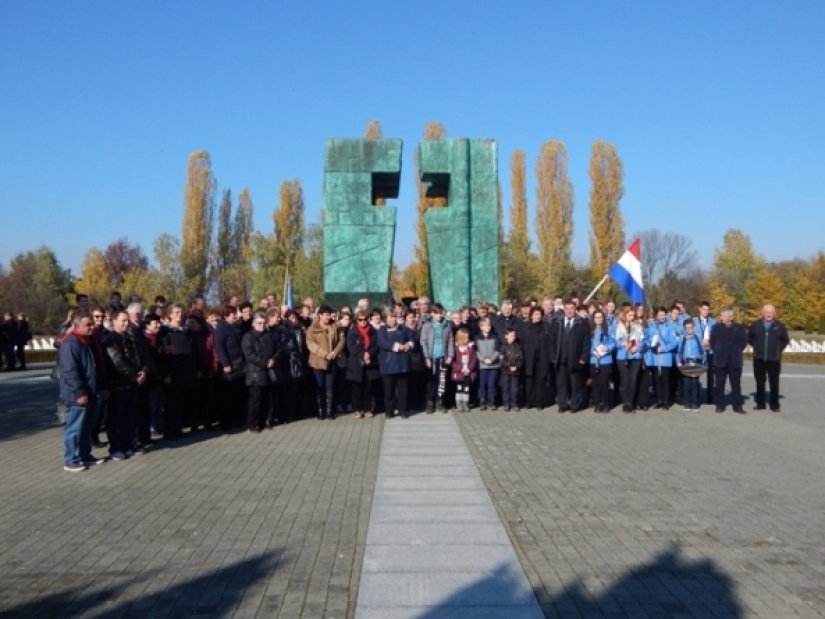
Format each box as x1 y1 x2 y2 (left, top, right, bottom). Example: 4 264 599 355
503 149 533 299
180 150 216 298
213 189 233 300
412 121 447 297
588 141 625 287
274 179 305 281
232 188 254 299
535 140 574 296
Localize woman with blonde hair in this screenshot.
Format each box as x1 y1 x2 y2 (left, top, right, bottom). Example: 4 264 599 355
611 306 646 413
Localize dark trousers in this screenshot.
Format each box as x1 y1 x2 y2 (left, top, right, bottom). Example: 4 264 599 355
753 359 781 409
556 363 584 410
219 377 246 428
501 373 520 407
382 374 408 416
704 354 715 403
313 367 336 414
15 344 27 369
618 360 642 409
350 378 371 413
590 364 612 410
638 367 655 408
525 374 545 408
136 386 152 445
106 387 136 454
683 375 701 409
653 366 672 406
164 383 193 437
478 369 499 404
714 366 743 409
247 385 270 430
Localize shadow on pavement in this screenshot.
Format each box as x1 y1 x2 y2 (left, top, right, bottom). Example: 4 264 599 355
0 550 280 619
0 373 62 442
416 544 742 618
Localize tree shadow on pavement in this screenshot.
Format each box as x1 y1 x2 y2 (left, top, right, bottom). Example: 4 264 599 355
414 544 742 618
0 550 280 619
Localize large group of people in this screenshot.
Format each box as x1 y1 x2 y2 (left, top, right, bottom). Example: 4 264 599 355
57 290 789 472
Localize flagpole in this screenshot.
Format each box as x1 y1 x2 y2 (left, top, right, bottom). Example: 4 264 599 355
282 265 289 305
583 274 609 305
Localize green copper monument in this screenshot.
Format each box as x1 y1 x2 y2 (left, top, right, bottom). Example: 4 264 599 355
323 138 401 308
419 138 500 310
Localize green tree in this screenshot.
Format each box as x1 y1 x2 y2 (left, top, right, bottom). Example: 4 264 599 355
229 188 254 300
274 179 305 276
711 228 764 313
536 140 574 296
4 247 72 332
250 232 280 304
152 233 184 302
502 149 534 300
588 141 625 290
180 150 216 298
293 222 324 302
214 189 233 288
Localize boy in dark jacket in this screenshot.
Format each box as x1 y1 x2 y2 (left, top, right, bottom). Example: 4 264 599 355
499 328 524 411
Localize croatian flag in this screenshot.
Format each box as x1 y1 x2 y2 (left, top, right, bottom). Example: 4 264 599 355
608 239 644 304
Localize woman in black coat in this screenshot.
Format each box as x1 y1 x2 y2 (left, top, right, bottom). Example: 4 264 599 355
346 310 380 418
241 312 275 432
521 307 551 409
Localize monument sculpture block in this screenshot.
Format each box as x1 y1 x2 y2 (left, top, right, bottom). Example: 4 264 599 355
323 138 401 308
419 138 500 310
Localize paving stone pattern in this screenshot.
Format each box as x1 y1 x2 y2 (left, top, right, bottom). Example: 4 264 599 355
0 382 382 619
456 372 825 618
2 366 825 618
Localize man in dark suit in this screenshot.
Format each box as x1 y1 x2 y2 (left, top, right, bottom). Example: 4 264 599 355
549 300 590 412
709 309 748 414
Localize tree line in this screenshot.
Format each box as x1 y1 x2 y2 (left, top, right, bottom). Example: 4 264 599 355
2 121 824 333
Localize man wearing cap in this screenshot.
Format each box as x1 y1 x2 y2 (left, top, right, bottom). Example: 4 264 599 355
307 305 345 419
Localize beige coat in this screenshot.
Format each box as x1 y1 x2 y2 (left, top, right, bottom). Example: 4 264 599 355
306 319 345 371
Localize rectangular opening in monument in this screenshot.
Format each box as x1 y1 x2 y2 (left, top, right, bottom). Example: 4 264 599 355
422 172 450 208
371 172 400 205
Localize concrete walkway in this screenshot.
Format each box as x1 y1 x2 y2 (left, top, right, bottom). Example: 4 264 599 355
355 413 543 619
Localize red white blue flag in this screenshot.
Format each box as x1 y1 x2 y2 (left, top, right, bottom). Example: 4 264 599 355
608 238 644 304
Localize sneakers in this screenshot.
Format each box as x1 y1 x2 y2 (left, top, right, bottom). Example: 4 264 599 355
63 463 87 472
82 457 106 466
110 451 128 461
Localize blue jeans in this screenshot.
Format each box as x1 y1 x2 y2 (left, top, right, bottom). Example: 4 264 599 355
63 404 93 465
479 369 499 403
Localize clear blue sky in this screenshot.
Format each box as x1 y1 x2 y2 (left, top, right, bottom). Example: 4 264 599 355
2 1 823 277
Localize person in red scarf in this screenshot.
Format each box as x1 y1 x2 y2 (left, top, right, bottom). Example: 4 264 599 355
345 310 379 418
57 312 101 471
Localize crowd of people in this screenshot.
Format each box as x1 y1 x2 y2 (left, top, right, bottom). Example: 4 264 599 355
57 290 790 473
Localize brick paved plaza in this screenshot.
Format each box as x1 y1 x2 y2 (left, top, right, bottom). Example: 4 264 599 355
1 364 823 618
